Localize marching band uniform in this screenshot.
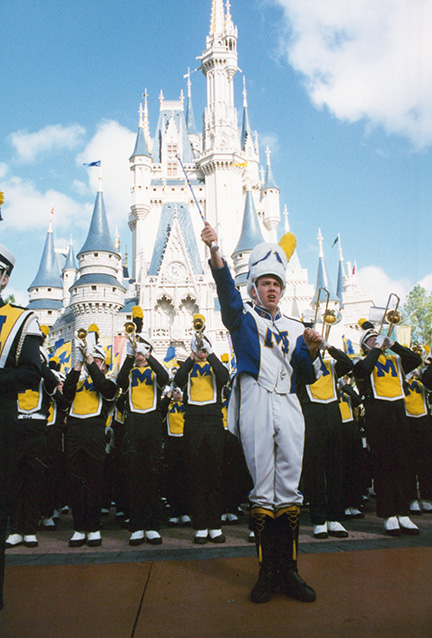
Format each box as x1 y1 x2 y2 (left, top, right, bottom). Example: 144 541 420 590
63 345 117 547
337 379 366 518
0 244 41 610
404 373 432 513
117 342 169 545
40 375 69 529
175 338 229 543
353 323 421 536
7 348 58 547
298 346 353 538
202 224 321 604
160 388 189 525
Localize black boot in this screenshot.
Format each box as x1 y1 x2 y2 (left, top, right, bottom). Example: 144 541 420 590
276 506 316 602
250 508 278 603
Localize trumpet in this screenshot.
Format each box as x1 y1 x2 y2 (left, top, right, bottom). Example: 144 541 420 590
124 321 137 349
75 328 88 356
378 293 403 338
192 314 206 351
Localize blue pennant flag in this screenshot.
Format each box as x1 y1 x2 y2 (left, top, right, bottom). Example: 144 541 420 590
83 160 101 167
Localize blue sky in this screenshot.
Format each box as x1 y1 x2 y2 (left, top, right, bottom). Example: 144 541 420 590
1 0 431 307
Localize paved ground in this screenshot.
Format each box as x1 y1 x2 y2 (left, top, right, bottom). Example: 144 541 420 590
1 501 432 637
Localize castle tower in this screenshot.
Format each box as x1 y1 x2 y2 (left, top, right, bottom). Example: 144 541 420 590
27 215 63 327
70 180 126 340
260 147 281 243
198 0 245 258
232 189 264 293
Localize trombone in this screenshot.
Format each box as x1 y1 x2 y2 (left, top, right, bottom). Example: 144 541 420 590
321 308 342 341
378 293 402 338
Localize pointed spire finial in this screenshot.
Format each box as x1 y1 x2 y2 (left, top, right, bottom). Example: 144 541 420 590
210 0 225 35
180 89 185 108
338 233 344 261
159 89 164 109
260 166 265 183
317 228 324 257
265 146 271 166
185 68 192 97
243 76 248 107
98 175 103 193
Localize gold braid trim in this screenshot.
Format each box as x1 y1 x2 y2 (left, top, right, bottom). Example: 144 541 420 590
251 508 274 565
15 312 36 366
276 505 300 561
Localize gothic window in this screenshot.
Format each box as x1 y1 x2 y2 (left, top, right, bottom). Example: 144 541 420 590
167 162 177 177
154 296 176 328
178 296 199 331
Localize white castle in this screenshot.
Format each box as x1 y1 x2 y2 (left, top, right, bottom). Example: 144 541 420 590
27 0 374 361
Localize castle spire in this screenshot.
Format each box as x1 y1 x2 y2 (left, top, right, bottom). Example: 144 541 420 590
241 77 252 150
336 233 345 306
185 69 198 136
28 214 63 290
312 228 339 305
78 187 116 256
210 0 225 36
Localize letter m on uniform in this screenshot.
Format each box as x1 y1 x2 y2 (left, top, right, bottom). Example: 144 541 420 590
376 359 397 377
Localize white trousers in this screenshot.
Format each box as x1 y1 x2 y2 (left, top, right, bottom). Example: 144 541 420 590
238 375 305 511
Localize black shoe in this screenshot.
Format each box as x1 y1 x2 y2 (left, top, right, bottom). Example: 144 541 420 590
281 570 316 602
250 568 277 604
209 533 226 544
193 535 208 545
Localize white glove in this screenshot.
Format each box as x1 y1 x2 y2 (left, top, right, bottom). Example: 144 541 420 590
135 342 151 357
190 335 199 354
320 339 328 352
76 346 85 363
126 340 135 357
374 334 388 350
202 335 213 355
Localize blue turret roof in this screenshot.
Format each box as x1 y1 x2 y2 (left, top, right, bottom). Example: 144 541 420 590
262 162 279 190
336 259 344 308
77 190 117 256
148 203 202 276
130 126 151 159
63 240 77 271
72 273 126 291
152 109 194 164
28 221 63 290
233 191 264 254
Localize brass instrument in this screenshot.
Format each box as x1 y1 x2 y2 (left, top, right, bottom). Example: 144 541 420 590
322 308 342 341
124 321 137 349
75 328 88 357
378 293 403 338
313 287 329 328
192 314 206 351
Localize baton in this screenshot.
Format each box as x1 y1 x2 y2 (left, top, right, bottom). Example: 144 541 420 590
176 154 219 253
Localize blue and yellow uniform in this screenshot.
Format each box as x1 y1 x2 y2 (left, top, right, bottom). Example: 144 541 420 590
175 351 229 532
353 342 421 520
116 353 169 535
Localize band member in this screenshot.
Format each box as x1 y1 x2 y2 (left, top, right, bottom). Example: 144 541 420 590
353 320 422 536
298 343 353 538
404 370 432 514
175 327 229 544
201 223 322 604
6 345 59 548
160 386 190 526
63 342 117 547
0 244 41 610
117 337 169 546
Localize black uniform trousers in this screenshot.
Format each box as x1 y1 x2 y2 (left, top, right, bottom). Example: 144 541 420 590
341 420 365 510
406 414 432 502
41 424 64 519
183 416 224 530
9 419 47 535
163 435 188 518
364 398 412 518
122 412 163 532
66 420 106 533
301 401 344 525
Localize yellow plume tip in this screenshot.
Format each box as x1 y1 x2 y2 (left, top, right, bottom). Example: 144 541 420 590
358 318 368 329
88 323 99 333
132 305 143 318
40 324 50 336
278 232 297 262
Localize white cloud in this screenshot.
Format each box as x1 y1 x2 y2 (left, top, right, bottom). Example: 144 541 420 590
9 124 86 163
76 119 135 229
357 265 412 306
273 0 432 148
0 175 86 231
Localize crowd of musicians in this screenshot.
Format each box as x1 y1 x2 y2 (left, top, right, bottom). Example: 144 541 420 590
4 305 432 552
1 232 432 608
